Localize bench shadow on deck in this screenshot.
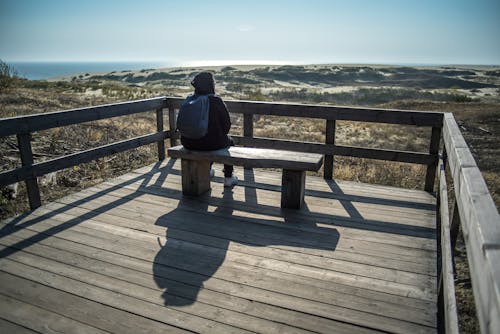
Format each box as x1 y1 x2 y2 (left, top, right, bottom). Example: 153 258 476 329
0 158 437 334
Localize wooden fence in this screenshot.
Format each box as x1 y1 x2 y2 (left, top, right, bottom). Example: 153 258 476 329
436 113 499 334
0 96 498 333
0 97 168 209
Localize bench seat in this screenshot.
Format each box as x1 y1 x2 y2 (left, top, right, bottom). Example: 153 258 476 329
167 145 323 209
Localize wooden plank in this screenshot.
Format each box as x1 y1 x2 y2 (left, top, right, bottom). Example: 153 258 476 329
16 134 41 210
324 120 335 179
456 168 500 334
0 229 436 333
110 161 437 229
0 294 109 334
0 236 380 334
130 158 437 203
166 97 443 126
1 131 170 186
0 251 309 334
44 184 437 273
442 112 500 334
0 206 436 297
156 108 165 160
232 135 436 165
32 175 434 265
424 126 441 192
168 101 178 147
281 169 306 209
0 261 253 334
0 271 190 334
437 159 459 334
0 210 436 301
84 176 436 244
168 146 323 171
243 114 253 139
0 97 166 137
442 113 476 191
0 317 39 334
14 199 435 279
84 170 438 248
1 195 435 290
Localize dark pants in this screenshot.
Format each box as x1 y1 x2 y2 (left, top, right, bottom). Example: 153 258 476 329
221 138 234 178
204 137 234 178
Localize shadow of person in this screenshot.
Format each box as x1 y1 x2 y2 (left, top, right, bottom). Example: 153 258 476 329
152 170 339 307
153 188 234 306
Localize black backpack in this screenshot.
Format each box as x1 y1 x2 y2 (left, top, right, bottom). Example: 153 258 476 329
176 94 214 139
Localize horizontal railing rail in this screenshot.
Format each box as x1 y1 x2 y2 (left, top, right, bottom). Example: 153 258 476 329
167 96 443 191
0 97 166 137
167 97 443 126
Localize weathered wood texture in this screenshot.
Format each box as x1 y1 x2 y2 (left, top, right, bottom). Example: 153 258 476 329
168 100 178 147
16 133 41 210
281 169 306 209
166 97 443 126
1 131 170 186
0 160 438 333
0 97 166 137
243 114 254 139
231 135 436 165
425 127 442 192
156 108 166 160
437 158 459 334
181 159 211 196
168 145 323 171
324 120 336 179
442 113 500 334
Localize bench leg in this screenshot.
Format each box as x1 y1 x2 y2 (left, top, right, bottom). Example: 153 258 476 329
281 169 306 209
181 159 211 196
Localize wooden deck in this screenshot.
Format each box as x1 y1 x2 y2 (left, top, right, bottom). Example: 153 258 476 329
0 158 438 334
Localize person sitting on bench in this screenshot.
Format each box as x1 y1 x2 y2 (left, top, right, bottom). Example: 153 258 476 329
180 72 238 187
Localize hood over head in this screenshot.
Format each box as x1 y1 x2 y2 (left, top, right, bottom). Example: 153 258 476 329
191 72 215 95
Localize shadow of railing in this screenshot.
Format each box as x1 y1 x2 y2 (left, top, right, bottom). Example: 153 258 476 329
0 159 175 258
0 160 435 309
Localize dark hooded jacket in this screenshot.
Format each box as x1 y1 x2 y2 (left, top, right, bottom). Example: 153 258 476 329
180 72 232 150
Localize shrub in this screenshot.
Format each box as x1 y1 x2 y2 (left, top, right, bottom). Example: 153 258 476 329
0 59 18 91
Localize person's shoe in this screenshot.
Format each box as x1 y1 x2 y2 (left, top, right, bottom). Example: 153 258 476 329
224 175 238 187
210 168 215 178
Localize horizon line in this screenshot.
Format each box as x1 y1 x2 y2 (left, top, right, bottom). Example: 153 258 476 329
4 59 500 67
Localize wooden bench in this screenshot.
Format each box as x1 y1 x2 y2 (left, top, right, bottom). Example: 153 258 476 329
167 145 323 209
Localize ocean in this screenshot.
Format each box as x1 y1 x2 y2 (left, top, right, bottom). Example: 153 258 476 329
9 61 172 80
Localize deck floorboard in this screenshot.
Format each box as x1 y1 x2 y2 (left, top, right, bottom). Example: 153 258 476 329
0 159 437 333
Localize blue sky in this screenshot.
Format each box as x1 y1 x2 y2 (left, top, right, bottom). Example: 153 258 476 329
1 0 499 65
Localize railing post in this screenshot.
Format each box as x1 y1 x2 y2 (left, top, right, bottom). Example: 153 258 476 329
425 126 442 192
16 133 41 210
243 114 253 142
156 108 165 160
168 100 177 147
324 120 335 179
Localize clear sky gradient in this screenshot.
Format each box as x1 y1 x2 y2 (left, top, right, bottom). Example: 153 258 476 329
1 0 499 65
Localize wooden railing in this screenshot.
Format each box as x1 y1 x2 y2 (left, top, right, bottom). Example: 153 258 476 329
1 96 498 333
437 113 499 334
167 97 443 190
0 97 169 209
